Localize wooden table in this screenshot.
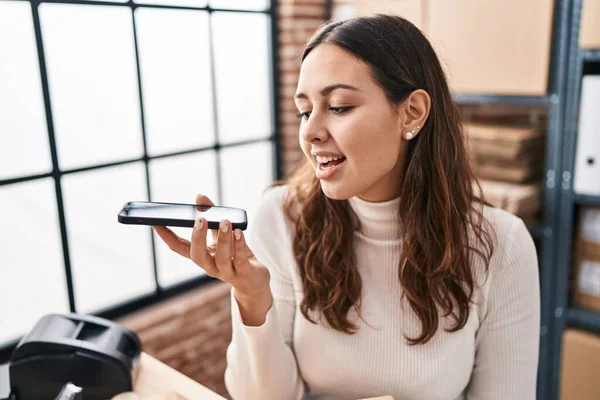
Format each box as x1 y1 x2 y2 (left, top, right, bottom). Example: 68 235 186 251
116 352 394 400
112 352 226 400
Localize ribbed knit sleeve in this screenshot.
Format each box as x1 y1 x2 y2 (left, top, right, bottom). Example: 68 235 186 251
466 218 540 400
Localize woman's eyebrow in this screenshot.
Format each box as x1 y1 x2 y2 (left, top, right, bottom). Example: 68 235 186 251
294 83 361 100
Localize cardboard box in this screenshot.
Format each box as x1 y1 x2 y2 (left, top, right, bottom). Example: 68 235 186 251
560 329 600 400
469 141 544 165
580 0 600 49
572 208 600 313
471 157 544 184
341 0 555 95
354 0 423 30
427 0 554 95
465 124 544 161
475 163 543 183
470 146 544 167
118 352 227 399
464 123 544 151
573 240 600 312
478 179 542 217
465 123 545 183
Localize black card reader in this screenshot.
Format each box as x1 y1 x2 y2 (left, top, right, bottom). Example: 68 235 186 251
8 313 141 400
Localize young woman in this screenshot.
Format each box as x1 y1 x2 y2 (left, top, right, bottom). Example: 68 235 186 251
154 14 540 400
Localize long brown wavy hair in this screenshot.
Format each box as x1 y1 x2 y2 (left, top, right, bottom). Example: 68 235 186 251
278 14 495 344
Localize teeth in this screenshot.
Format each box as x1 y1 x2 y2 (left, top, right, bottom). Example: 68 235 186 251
315 155 343 164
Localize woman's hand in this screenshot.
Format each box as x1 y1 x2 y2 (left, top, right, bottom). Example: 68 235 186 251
152 195 273 325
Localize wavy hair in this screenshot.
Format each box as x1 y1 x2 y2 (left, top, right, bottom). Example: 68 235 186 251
278 14 495 344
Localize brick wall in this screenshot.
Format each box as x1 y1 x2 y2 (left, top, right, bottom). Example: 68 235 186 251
115 3 330 398
117 281 233 398
278 0 328 177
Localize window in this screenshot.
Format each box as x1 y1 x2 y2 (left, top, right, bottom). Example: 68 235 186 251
0 0 278 351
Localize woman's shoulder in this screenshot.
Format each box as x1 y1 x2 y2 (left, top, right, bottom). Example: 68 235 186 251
253 184 292 220
248 184 295 239
259 184 289 205
479 204 538 278
480 204 528 239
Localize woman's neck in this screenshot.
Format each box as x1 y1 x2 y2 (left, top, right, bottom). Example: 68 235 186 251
347 195 402 240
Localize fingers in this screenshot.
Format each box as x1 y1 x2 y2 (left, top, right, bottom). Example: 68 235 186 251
233 229 251 276
195 194 215 206
195 194 218 242
152 226 191 259
190 218 219 277
214 220 236 279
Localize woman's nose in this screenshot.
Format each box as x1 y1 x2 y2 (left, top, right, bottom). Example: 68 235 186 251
300 116 328 144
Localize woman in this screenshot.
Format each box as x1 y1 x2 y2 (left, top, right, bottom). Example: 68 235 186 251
154 14 540 400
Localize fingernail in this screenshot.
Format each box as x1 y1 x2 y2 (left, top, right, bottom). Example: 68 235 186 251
234 229 242 240
220 220 229 233
194 218 204 231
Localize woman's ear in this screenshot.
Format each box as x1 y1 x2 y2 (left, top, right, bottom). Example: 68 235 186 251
398 89 431 140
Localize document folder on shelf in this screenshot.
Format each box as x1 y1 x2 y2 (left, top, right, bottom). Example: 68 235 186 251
574 75 600 196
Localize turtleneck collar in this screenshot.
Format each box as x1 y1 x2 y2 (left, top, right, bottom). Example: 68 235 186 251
347 195 402 240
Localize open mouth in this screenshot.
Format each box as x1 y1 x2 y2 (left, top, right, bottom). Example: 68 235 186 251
316 155 346 169
314 154 347 180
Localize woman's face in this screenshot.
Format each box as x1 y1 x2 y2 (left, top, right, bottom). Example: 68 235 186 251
295 43 411 202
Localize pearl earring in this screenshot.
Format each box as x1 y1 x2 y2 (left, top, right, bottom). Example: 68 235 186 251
405 125 420 140
405 129 416 140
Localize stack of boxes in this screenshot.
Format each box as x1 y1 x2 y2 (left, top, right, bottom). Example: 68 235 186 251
561 208 600 399
467 124 544 183
461 107 546 228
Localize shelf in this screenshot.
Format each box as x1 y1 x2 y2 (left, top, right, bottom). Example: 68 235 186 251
529 223 549 239
584 49 600 62
567 307 600 334
574 193 600 207
453 94 549 106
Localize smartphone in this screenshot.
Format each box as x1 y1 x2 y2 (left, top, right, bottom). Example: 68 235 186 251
118 201 248 230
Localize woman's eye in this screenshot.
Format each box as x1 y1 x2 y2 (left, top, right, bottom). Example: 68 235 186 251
297 111 311 120
296 107 352 120
329 106 353 114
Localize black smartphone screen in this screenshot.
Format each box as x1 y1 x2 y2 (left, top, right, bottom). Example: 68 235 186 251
118 201 247 230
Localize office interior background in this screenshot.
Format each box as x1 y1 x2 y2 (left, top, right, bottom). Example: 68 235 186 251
0 0 599 399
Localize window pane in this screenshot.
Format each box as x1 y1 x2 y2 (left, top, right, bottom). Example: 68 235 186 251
134 0 208 7
0 179 69 344
212 12 272 144
62 163 155 313
0 1 52 181
149 152 218 288
210 0 269 11
220 141 273 223
135 8 215 156
39 4 144 170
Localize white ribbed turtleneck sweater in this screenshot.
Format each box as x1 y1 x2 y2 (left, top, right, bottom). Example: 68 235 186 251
224 186 540 400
